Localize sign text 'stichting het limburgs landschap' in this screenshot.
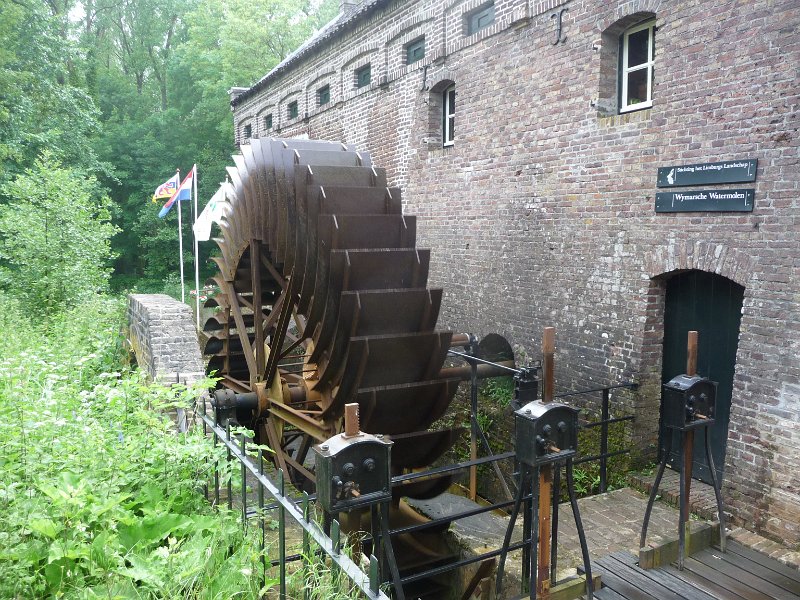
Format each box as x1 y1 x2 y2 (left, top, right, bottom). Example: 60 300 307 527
657 159 757 188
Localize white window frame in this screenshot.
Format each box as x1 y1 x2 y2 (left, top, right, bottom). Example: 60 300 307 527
620 19 655 113
442 84 455 147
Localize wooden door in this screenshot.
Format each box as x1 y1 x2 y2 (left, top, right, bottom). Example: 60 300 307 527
660 270 744 483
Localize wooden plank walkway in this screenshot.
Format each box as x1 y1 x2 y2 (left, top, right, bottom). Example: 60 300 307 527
587 541 800 600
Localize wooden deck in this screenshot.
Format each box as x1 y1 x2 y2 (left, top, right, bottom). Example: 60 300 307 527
587 541 800 600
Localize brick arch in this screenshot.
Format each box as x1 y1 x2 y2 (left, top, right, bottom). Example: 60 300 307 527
642 240 754 288
596 0 663 32
429 73 455 94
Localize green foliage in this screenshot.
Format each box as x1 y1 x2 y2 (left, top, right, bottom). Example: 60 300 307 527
0 294 271 598
482 375 515 407
0 2 106 184
0 153 119 318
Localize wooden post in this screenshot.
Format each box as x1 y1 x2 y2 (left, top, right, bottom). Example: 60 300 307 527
542 327 555 404
537 327 556 599
686 330 698 377
344 403 359 437
683 331 698 523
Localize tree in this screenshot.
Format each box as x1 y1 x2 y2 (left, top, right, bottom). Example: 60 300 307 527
0 153 119 317
0 2 106 184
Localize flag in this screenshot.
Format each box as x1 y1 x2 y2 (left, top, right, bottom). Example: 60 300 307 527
158 166 194 218
152 173 179 203
193 182 232 241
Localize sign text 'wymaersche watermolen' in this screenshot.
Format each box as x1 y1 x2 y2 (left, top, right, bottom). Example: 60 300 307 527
655 189 755 213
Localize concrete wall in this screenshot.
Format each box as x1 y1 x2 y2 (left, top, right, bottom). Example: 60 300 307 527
231 0 800 545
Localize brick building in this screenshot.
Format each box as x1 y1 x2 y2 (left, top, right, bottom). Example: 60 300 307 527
229 0 799 545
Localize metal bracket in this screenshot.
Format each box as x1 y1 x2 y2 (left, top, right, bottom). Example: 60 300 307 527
551 7 568 45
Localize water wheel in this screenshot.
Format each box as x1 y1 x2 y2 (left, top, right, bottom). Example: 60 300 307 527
202 138 475 596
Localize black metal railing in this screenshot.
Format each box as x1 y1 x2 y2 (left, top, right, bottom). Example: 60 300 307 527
196 395 391 600
556 382 638 494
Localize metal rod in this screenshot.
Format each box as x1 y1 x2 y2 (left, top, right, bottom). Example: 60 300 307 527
259 448 266 589
566 458 594 599
401 539 533 585
572 448 631 465
554 382 638 398
241 434 247 526
447 349 521 373
704 426 727 553
580 415 635 428
302 492 310 600
600 388 610 493
278 469 286 600
226 422 232 511
391 495 528 536
678 432 687 570
391 451 516 484
497 468 527 596
640 433 672 549
469 343 479 501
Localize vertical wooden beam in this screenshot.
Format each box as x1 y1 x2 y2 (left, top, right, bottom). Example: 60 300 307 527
683 330 698 522
537 326 556 599
251 239 265 379
542 327 555 403
537 467 553 599
686 330 698 376
219 279 257 384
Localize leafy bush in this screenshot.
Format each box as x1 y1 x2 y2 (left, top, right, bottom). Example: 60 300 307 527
0 294 271 598
0 153 118 319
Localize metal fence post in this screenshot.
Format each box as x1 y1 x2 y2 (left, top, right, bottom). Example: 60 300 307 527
240 433 247 526
259 448 266 589
279 469 286 600
302 492 310 600
226 422 233 510
600 388 610 493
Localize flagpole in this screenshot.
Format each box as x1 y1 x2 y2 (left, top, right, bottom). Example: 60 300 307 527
177 168 185 304
192 164 200 329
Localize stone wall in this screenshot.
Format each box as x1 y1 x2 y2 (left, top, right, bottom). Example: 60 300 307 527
231 0 800 545
127 294 205 385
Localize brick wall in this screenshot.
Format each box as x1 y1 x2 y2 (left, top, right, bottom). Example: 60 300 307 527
127 294 205 385
231 0 800 545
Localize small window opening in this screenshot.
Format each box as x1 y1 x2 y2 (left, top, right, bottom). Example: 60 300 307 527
466 2 495 35
318 85 330 106
442 84 455 147
620 19 655 112
406 37 425 65
243 124 252 140
288 101 298 120
355 64 371 88
264 114 273 130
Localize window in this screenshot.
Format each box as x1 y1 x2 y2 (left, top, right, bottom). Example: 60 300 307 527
243 124 252 140
406 37 425 65
442 84 455 147
466 2 495 35
318 85 330 106
264 114 273 130
620 19 655 112
355 64 371 88
288 101 298 120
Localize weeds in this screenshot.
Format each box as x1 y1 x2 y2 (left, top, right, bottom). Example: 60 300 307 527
0 293 272 598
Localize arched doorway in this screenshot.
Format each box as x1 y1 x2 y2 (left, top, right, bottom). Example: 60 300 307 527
660 270 744 484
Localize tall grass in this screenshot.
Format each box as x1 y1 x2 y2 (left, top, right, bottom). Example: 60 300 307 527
0 293 271 599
